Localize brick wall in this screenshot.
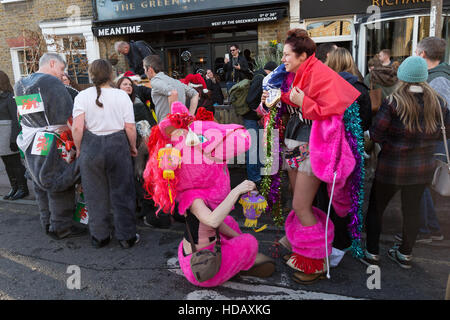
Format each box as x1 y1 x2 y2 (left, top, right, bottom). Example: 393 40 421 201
0 0 92 84
97 35 130 79
257 17 290 60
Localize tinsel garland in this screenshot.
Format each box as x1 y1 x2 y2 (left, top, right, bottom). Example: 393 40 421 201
260 101 286 228
260 72 292 228
343 101 365 258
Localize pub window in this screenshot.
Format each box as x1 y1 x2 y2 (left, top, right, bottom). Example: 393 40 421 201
366 17 414 67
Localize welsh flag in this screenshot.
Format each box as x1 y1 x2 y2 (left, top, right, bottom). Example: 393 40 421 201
31 132 54 156
74 192 89 224
15 93 45 116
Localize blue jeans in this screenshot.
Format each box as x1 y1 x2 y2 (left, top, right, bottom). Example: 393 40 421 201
418 139 449 234
420 188 441 234
226 81 236 95
243 119 263 183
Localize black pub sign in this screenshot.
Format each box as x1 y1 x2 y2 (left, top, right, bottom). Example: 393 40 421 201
301 0 450 19
95 0 289 22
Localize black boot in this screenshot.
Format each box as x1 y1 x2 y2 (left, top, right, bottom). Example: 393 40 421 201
10 165 29 200
11 184 29 200
2 161 18 200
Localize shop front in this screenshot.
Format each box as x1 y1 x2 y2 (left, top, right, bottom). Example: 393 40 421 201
92 0 289 79
299 0 450 74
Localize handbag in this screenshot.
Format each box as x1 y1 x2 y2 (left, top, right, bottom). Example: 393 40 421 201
369 78 382 113
431 104 450 196
185 216 221 282
284 114 311 142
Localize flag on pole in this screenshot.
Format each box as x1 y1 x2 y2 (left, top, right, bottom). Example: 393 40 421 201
31 132 54 156
15 93 45 116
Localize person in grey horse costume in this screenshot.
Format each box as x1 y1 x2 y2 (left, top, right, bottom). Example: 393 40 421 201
14 53 86 240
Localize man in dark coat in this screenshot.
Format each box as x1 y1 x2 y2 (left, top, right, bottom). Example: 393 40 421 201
223 44 249 93
115 41 156 77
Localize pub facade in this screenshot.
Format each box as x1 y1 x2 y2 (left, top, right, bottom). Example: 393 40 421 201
92 0 290 78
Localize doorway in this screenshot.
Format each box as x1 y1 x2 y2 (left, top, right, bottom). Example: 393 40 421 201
166 45 209 79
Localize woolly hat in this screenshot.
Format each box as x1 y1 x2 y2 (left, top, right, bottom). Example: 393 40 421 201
264 61 278 72
397 56 428 83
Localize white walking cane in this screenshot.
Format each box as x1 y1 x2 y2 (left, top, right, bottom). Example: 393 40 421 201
325 171 338 279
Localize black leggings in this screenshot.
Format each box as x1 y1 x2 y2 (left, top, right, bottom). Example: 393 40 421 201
365 180 426 255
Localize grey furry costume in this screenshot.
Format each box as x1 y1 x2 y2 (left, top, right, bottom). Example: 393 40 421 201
14 73 79 233
14 73 80 192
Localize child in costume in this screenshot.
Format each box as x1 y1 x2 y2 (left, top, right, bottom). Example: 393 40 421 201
143 102 275 287
261 29 363 284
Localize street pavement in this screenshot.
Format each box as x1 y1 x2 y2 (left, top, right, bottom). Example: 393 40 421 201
0 161 449 300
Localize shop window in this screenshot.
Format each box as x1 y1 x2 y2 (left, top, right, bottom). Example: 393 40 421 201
307 20 352 37
418 16 430 42
443 16 450 63
366 17 414 66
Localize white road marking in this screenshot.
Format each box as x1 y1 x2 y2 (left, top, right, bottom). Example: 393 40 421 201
167 258 363 300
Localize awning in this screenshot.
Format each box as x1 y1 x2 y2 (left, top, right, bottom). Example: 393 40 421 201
92 7 287 37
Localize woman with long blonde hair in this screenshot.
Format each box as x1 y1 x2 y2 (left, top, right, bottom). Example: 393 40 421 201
363 56 449 269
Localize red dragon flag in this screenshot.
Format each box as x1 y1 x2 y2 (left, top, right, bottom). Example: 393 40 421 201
15 93 45 116
31 132 54 156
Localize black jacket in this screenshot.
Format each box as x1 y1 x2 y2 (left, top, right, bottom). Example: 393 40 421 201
0 91 20 144
65 85 79 102
243 68 266 120
133 84 156 126
339 72 372 131
224 54 249 83
125 41 155 77
206 78 223 105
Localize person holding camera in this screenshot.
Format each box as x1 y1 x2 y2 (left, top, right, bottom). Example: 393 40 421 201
223 44 249 94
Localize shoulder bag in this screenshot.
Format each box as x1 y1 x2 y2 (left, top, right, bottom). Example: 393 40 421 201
431 104 450 197
185 216 221 282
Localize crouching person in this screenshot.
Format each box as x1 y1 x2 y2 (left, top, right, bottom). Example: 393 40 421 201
143 102 275 287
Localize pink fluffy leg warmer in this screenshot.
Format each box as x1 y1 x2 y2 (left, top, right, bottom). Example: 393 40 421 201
285 207 334 274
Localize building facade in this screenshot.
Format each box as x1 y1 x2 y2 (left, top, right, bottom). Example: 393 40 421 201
92 0 290 78
290 0 450 75
0 0 99 84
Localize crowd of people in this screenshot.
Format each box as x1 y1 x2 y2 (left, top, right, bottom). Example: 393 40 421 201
0 29 449 287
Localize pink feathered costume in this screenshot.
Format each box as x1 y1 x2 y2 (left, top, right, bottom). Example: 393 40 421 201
143 102 258 287
282 55 361 274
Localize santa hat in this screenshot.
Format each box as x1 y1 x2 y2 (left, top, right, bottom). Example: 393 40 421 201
179 73 207 89
122 71 141 82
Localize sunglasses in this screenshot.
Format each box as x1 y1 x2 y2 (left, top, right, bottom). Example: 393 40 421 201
230 49 237 52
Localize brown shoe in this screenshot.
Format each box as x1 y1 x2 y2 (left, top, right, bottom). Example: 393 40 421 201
240 253 275 278
278 236 292 251
292 271 326 285
283 254 291 262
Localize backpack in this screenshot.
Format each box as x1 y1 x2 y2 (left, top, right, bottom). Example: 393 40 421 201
229 79 252 116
